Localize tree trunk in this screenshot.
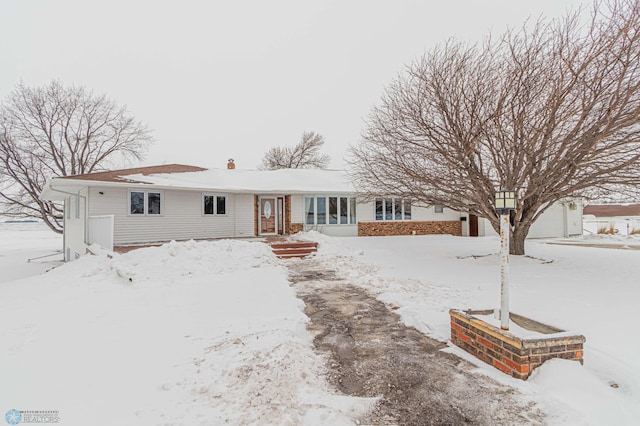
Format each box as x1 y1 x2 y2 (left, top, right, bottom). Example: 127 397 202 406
510 227 527 255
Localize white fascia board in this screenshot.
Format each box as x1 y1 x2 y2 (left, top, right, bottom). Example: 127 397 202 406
40 177 357 200
40 178 142 201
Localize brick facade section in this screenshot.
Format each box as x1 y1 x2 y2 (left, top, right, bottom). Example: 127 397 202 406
289 223 304 234
450 309 585 380
358 221 462 237
285 196 292 234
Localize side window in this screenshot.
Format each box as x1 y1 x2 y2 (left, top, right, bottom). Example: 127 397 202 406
204 195 215 215
385 198 393 220
350 198 357 224
340 197 348 224
375 199 383 220
434 205 444 214
394 199 403 221
375 198 411 221
217 196 226 215
329 197 338 224
148 192 162 215
129 190 163 215
403 200 412 220
305 197 315 225
203 194 227 215
317 197 327 224
130 191 145 215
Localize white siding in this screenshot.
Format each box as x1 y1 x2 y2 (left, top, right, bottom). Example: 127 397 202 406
64 188 88 260
88 215 114 251
357 200 375 221
479 199 584 239
412 204 462 221
233 194 257 237
528 203 564 238
88 187 255 245
290 194 304 223
478 218 497 237
460 215 470 237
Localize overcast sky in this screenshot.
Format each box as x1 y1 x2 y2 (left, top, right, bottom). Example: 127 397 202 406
0 0 586 170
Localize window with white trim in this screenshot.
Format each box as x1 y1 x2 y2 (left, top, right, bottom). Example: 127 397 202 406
203 193 226 215
305 196 357 225
375 198 411 221
434 205 444 214
129 190 163 216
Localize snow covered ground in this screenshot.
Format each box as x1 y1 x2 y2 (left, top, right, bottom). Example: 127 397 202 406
1 222 639 425
0 223 372 425
301 232 640 425
0 220 62 283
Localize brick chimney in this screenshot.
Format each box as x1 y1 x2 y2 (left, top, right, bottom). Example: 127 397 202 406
227 159 235 170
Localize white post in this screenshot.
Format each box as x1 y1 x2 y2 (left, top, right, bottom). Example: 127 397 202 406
499 212 510 330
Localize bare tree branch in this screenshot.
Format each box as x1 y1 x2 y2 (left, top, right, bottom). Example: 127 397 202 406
0 80 154 233
349 0 640 255
259 131 331 170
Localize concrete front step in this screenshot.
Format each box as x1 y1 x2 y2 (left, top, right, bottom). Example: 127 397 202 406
269 242 318 249
268 241 318 259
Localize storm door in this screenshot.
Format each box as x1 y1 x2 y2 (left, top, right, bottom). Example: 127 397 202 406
260 197 277 235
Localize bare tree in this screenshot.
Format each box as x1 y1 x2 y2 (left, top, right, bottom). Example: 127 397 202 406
0 80 153 233
259 131 331 170
349 0 640 255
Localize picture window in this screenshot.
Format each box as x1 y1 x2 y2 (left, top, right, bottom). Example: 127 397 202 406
305 196 357 225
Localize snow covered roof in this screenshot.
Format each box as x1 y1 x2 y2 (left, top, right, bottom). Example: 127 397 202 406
40 165 355 200
583 204 640 217
124 168 355 193
62 164 208 183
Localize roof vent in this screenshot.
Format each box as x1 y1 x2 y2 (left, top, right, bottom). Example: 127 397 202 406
227 159 235 170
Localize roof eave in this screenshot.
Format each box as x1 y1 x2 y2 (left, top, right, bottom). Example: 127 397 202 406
39 177 355 200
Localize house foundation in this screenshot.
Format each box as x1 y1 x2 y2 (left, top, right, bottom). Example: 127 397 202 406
450 309 585 380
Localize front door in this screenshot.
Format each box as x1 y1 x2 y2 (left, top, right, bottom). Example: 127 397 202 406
469 214 479 237
260 197 277 235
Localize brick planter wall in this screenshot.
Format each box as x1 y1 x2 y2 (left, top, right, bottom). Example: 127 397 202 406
358 221 462 237
450 309 585 380
289 223 304 234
